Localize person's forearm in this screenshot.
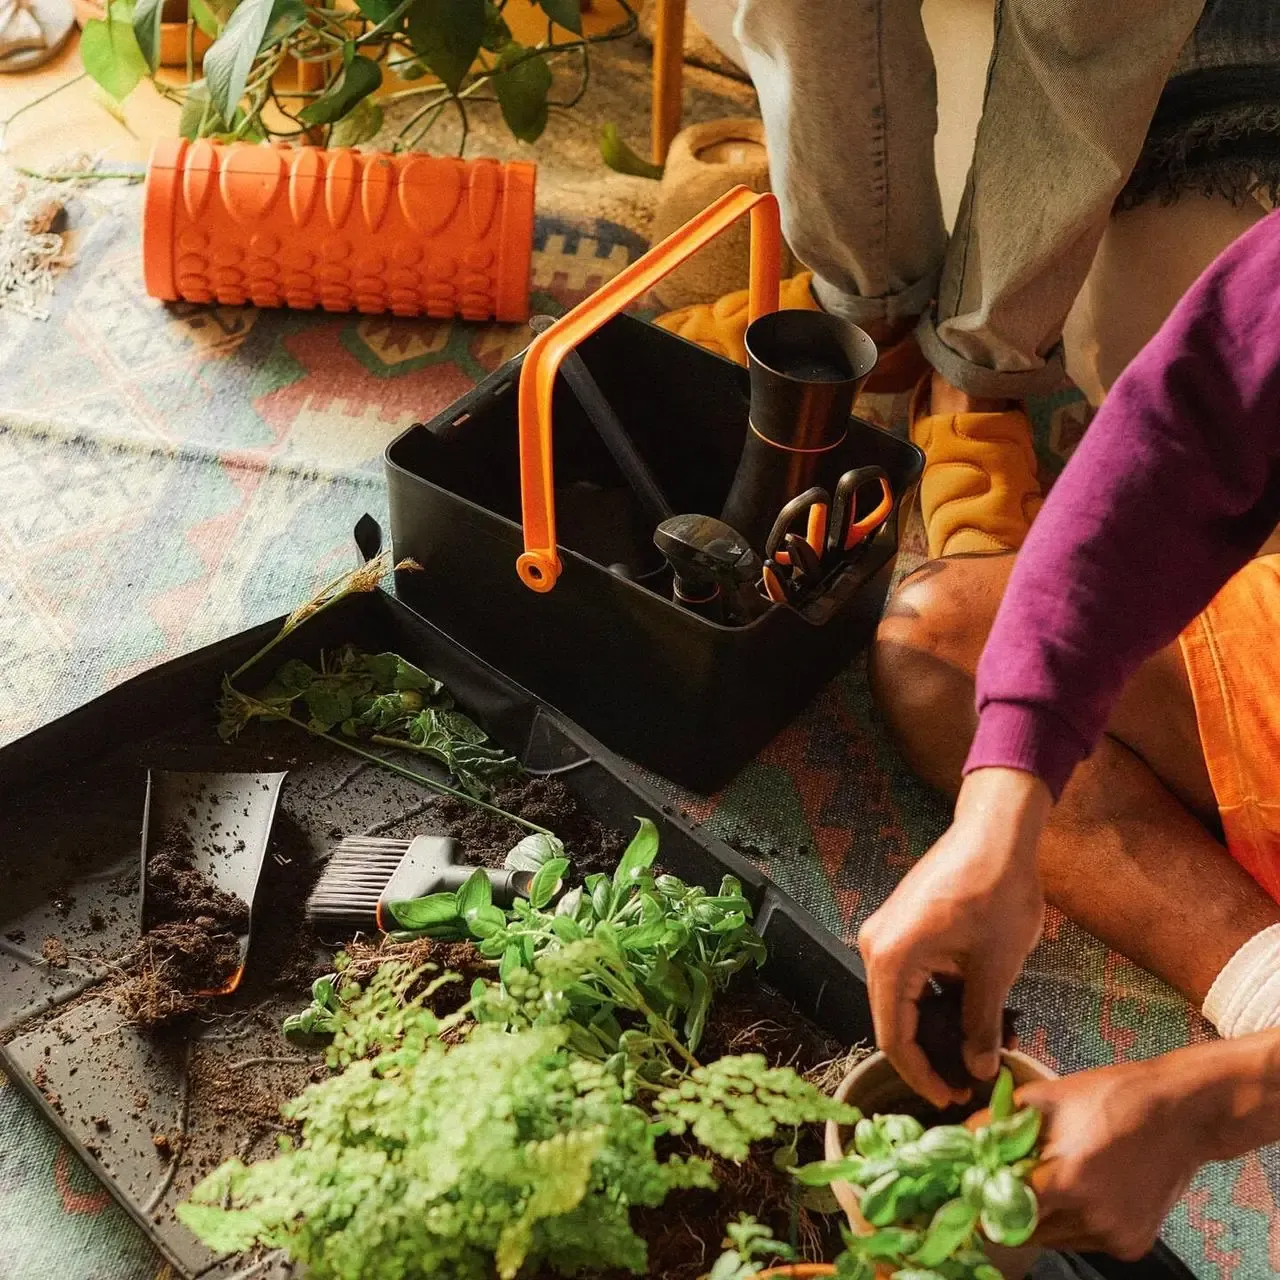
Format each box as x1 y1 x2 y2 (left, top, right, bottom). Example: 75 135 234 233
1160 1030 1280 1162
967 211 1280 799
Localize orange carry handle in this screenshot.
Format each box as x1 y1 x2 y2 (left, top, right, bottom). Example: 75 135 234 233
515 186 781 591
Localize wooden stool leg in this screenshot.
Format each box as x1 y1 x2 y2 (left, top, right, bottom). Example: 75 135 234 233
651 0 687 166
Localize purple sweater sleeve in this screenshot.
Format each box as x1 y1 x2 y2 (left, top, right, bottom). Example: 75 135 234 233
966 210 1280 799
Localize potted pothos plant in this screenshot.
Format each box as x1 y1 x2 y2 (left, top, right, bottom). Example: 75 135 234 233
78 0 637 151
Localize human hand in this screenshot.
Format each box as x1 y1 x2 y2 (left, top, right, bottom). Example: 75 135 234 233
858 768 1051 1107
974 1061 1206 1259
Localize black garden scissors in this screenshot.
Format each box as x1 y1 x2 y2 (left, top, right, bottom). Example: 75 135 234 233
760 466 895 604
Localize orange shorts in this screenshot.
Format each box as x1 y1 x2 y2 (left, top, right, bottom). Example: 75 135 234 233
1178 554 1280 903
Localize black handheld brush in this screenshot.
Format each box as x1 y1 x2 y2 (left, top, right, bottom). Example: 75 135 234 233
305 835 533 933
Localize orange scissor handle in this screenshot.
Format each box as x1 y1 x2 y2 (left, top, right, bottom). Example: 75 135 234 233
515 186 782 592
831 465 895 553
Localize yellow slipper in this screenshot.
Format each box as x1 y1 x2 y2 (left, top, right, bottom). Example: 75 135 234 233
908 377 1043 558
654 272 928 393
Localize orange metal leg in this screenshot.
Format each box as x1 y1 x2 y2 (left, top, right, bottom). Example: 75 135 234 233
650 0 686 166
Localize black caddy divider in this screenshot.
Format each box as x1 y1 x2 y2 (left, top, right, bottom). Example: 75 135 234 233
386 313 926 793
0 588 1194 1280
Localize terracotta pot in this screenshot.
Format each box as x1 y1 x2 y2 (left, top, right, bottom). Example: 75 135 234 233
823 1050 1054 1280
72 0 212 66
649 118 795 309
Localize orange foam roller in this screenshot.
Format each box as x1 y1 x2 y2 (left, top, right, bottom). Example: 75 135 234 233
142 139 537 322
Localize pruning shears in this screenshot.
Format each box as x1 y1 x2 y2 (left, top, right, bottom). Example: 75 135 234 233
760 467 895 605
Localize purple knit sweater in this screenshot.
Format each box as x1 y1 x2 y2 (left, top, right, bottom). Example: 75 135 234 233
965 209 1280 799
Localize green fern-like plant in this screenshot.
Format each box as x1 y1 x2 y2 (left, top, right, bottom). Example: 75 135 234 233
180 965 713 1279
654 1052 860 1162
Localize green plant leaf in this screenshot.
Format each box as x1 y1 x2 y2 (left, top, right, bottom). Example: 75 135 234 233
456 867 493 920
482 0 510 49
204 0 306 123
80 10 149 102
986 1108 1041 1164
529 857 569 910
190 0 221 35
613 817 659 890
988 1066 1014 1122
299 49 383 125
178 81 217 138
854 1226 922 1261
599 122 664 179
979 1168 1038 1247
468 904 507 939
387 891 459 930
492 42 551 143
537 0 580 32
354 0 396 19
909 1198 979 1268
407 0 484 94
131 0 165 71
505 832 566 873
854 1116 891 1160
175 1201 267 1253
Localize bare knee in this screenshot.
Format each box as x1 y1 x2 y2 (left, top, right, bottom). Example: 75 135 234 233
869 554 1013 794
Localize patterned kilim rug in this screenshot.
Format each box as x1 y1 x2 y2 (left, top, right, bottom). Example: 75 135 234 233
0 186 1274 1280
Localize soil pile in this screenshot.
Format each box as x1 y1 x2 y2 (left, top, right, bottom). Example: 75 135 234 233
111 829 249 1027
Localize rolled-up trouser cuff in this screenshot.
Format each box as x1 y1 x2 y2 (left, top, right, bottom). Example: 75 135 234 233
916 312 1070 400
811 266 939 330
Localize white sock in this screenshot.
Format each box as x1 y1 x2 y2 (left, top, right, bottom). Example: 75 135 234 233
1203 923 1280 1038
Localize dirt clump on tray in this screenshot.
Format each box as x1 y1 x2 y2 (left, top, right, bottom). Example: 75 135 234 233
109 828 249 1027
437 776 627 875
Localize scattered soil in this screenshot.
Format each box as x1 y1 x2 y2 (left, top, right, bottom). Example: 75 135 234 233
41 935 69 968
437 775 627 875
11 729 857 1280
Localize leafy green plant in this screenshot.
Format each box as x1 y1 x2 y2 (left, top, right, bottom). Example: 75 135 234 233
225 643 520 799
181 964 714 1279
792 1067 1042 1280
80 0 639 154
216 556 551 833
390 817 768 1067
707 1214 795 1280
197 821 860 1277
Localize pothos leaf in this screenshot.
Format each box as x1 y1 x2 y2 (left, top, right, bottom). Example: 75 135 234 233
492 42 552 143
80 8 149 102
204 0 306 123
131 0 165 72
189 0 221 36
329 96 384 146
481 0 510 50
407 0 485 94
599 123 664 179
299 49 383 125
536 0 580 33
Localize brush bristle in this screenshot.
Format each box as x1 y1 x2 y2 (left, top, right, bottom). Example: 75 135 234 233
305 836 412 924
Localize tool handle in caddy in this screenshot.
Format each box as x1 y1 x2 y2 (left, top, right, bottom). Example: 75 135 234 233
515 185 782 593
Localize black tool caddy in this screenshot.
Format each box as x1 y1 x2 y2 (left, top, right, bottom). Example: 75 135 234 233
386 189 925 792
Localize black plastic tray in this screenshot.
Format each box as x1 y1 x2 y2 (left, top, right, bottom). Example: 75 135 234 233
0 587 1193 1280
386 314 925 792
